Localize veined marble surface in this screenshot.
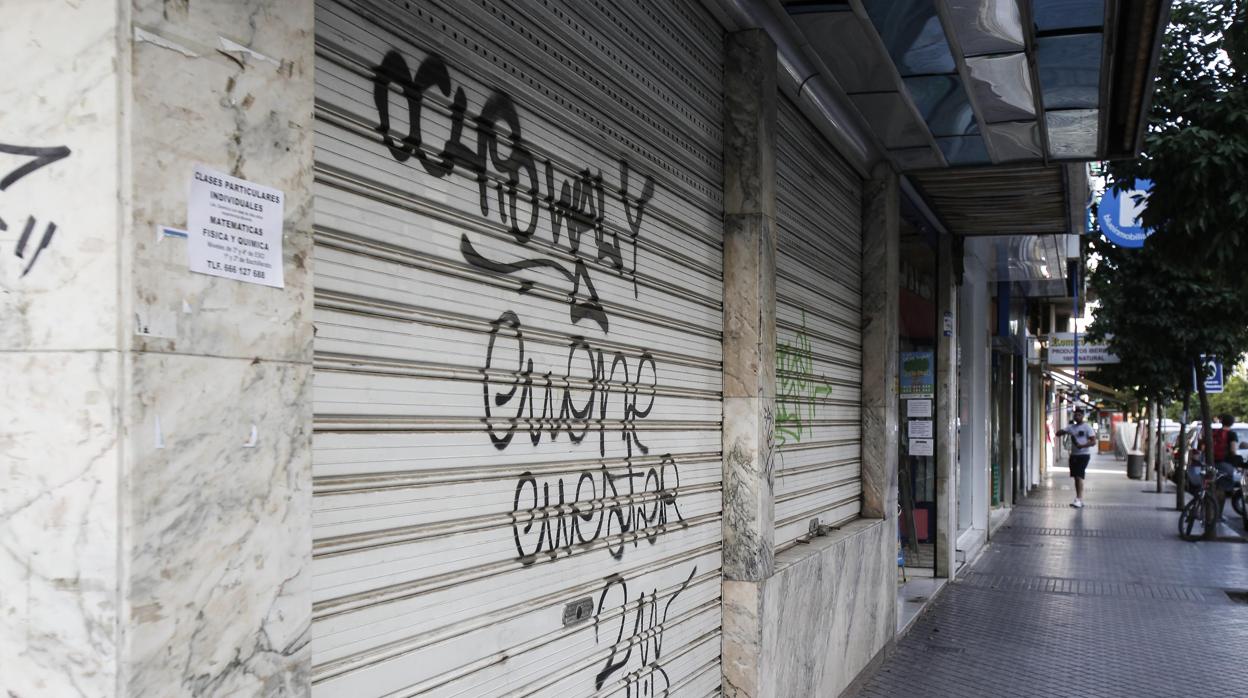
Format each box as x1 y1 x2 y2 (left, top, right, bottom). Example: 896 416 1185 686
0 2 121 350
122 354 310 696
122 2 316 694
128 0 314 363
2 1 315 696
1 353 121 698
859 168 899 519
1 3 123 697
722 29 779 585
761 519 895 697
722 518 897 697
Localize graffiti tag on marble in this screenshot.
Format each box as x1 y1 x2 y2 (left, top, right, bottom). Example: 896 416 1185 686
776 310 834 446
595 567 696 697
0 143 71 277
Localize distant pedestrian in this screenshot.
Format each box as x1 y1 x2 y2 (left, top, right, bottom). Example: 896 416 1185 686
1058 408 1097 508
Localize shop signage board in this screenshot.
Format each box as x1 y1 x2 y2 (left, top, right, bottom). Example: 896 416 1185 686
1194 355 1224 394
900 351 935 399
1097 178 1154 248
1047 333 1119 365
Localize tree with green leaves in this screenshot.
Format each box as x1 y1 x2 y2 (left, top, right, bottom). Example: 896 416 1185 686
1088 0 1248 506
1109 0 1248 268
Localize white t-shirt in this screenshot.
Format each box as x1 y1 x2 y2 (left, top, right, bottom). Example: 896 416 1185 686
1067 423 1096 456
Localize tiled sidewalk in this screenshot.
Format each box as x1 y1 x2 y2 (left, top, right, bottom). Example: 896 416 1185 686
845 454 1248 698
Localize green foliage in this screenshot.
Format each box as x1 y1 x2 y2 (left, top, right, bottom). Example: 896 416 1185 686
1108 0 1248 269
1089 1 1248 402
1165 373 1248 420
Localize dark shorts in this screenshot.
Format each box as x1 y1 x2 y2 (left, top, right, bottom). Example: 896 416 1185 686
1069 454 1091 479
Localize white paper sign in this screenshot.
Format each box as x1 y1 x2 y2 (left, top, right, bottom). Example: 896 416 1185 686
906 399 932 418
909 419 933 438
187 165 284 288
909 438 934 457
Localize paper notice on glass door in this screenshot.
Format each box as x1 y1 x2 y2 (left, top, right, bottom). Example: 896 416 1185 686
909 419 933 438
186 164 285 288
909 438 934 456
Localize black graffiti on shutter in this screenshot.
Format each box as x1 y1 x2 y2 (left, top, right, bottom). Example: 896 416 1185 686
593 566 697 697
370 49 656 332
510 455 684 565
482 310 656 456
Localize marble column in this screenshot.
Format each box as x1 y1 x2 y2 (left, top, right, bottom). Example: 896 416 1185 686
721 29 776 698
860 165 900 521
934 234 959 578
721 28 777 584
1 3 315 696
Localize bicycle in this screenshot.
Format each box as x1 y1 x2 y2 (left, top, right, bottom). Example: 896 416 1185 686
1179 460 1221 541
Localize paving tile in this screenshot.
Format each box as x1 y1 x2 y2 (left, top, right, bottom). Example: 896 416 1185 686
844 454 1248 698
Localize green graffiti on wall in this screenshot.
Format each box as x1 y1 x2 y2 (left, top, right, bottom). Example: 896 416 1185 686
775 311 834 446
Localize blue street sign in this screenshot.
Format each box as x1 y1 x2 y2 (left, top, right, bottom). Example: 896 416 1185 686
1194 355 1225 394
1097 179 1154 248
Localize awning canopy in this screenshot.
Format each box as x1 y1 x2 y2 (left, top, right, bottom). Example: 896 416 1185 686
782 0 1169 169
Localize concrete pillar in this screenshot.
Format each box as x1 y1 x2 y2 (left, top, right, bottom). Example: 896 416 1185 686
860 165 900 521
720 29 776 698
934 235 958 578
1 3 315 695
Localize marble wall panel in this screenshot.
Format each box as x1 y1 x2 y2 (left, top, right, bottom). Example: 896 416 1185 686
724 30 777 219
0 352 121 698
722 30 778 583
0 2 121 351
757 520 895 697
860 166 899 519
121 353 311 697
126 1 315 364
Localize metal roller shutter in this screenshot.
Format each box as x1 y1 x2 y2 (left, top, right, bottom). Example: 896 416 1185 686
310 1 724 695
773 96 864 551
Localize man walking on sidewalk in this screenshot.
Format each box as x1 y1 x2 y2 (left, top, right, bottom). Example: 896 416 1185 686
1059 409 1097 508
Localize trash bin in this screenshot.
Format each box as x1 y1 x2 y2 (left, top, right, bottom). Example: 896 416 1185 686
1127 452 1145 479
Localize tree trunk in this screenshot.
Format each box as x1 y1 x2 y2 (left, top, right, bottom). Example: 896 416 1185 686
1176 388 1191 510
1155 401 1163 493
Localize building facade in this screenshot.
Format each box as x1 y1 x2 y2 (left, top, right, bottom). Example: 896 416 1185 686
1 1 1165 696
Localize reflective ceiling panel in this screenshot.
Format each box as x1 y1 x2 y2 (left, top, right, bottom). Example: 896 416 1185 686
802 12 901 94
863 0 957 75
781 0 1149 173
904 75 978 136
1032 0 1105 32
965 53 1036 122
848 93 934 149
983 121 1043 161
945 0 1025 56
889 147 946 170
1036 34 1103 109
936 134 992 165
1046 109 1099 159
